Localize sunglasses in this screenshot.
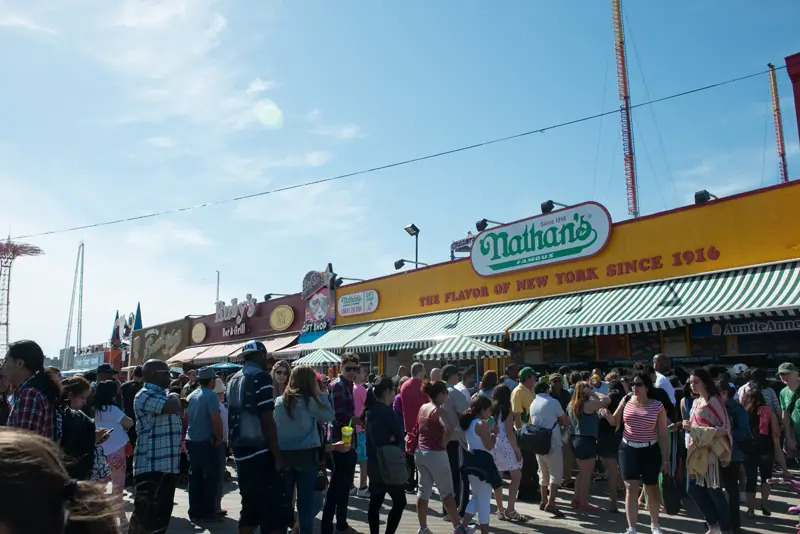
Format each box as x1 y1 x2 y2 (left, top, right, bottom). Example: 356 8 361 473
344 366 360 372
632 381 645 388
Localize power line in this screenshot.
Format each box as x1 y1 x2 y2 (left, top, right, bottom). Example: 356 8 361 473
13 65 785 240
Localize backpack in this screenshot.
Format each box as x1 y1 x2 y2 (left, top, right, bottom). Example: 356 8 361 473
58 405 97 480
725 400 757 457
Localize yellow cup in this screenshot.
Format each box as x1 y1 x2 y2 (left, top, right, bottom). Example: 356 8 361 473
341 426 353 447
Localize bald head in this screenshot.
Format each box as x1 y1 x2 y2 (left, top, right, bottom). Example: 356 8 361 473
143 359 170 388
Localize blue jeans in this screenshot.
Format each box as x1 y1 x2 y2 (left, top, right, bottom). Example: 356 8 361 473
284 466 321 534
688 480 730 531
186 440 222 519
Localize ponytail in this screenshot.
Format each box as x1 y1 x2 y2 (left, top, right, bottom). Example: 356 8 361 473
460 395 492 430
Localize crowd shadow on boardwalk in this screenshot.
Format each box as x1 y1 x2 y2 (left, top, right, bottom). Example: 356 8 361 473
122 473 799 533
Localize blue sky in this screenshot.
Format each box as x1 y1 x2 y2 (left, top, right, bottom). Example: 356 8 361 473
1 0 799 360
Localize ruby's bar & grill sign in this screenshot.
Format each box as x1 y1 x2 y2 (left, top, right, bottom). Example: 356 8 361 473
470 202 612 276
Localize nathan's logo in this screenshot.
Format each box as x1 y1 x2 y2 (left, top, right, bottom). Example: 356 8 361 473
470 202 612 277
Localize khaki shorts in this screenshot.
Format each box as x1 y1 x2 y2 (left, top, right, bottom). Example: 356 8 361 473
415 449 454 501
536 446 564 486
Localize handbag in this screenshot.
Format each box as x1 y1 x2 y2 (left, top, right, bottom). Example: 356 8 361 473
405 421 420 456
516 421 557 455
659 473 682 515
376 444 408 486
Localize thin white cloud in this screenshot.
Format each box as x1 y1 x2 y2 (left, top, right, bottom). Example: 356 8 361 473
144 136 175 149
312 123 362 140
0 12 56 34
124 221 210 251
246 77 276 94
304 109 321 122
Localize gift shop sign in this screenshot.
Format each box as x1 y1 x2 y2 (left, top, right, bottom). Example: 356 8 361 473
471 202 612 277
215 294 258 337
338 290 379 317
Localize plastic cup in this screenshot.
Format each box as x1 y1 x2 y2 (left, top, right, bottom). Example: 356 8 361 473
341 426 353 447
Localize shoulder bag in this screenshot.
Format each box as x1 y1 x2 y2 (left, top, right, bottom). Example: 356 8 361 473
516 420 557 455
376 444 408 486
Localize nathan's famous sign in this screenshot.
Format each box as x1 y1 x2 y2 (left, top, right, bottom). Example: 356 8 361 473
471 202 612 276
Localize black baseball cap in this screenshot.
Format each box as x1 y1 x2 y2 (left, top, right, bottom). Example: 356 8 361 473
96 363 115 374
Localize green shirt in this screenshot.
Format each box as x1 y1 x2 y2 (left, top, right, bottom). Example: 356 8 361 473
779 385 800 439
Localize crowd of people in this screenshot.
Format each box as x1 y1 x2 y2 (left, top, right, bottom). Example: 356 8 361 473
1 337 799 534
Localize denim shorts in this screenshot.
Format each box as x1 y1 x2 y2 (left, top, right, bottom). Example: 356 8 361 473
572 435 598 460
356 431 367 462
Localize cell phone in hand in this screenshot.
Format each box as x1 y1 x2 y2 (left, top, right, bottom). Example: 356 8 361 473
106 428 115 434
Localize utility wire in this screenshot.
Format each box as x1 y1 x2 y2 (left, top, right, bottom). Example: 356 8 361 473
13 65 786 240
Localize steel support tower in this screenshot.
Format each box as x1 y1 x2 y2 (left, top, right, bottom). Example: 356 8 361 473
0 238 43 358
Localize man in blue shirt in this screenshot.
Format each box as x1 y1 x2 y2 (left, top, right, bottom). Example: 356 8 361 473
227 340 288 534
185 366 224 524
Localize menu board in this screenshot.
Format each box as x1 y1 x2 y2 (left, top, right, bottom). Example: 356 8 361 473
630 331 661 361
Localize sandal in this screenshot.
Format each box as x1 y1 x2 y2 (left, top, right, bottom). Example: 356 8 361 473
504 510 529 522
497 510 507 521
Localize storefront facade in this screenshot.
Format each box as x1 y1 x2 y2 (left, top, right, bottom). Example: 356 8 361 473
167 292 305 366
293 182 800 374
130 318 191 366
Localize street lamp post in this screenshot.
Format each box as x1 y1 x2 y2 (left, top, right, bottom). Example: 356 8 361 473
404 224 420 268
216 270 220 302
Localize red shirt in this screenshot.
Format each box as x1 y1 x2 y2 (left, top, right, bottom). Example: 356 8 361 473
399 377 428 433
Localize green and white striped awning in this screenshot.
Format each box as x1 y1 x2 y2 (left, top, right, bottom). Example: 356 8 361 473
298 323 377 355
414 336 510 361
344 300 536 353
294 349 341 366
509 261 800 341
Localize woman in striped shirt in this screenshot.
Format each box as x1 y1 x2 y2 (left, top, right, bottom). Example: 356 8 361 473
601 371 669 534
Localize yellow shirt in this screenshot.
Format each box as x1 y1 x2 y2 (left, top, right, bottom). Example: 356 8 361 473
511 383 534 426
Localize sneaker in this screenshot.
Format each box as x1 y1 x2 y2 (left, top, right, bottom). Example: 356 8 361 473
651 524 663 534
357 486 370 498
621 529 637 534
418 528 433 534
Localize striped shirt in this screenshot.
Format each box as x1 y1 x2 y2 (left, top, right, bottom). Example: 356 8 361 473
622 398 662 443
227 361 274 461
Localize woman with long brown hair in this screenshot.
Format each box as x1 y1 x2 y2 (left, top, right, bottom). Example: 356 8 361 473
0 428 118 534
475 370 498 400
274 365 335 534
272 359 291 397
568 380 609 511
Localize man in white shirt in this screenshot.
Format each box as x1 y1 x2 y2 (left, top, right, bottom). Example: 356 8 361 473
653 353 676 404
529 381 570 517
455 366 476 403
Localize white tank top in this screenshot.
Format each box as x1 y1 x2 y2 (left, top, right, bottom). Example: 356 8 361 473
465 419 487 451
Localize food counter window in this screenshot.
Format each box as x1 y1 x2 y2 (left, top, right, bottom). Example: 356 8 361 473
597 334 626 361
738 331 800 357
630 331 661 361
663 328 688 358
542 339 567 362
569 337 596 363
690 335 726 358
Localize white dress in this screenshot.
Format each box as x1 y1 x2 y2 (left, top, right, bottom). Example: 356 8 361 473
492 416 523 471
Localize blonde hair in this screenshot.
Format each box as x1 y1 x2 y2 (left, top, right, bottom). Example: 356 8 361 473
283 365 323 419
568 380 591 420
271 359 291 395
